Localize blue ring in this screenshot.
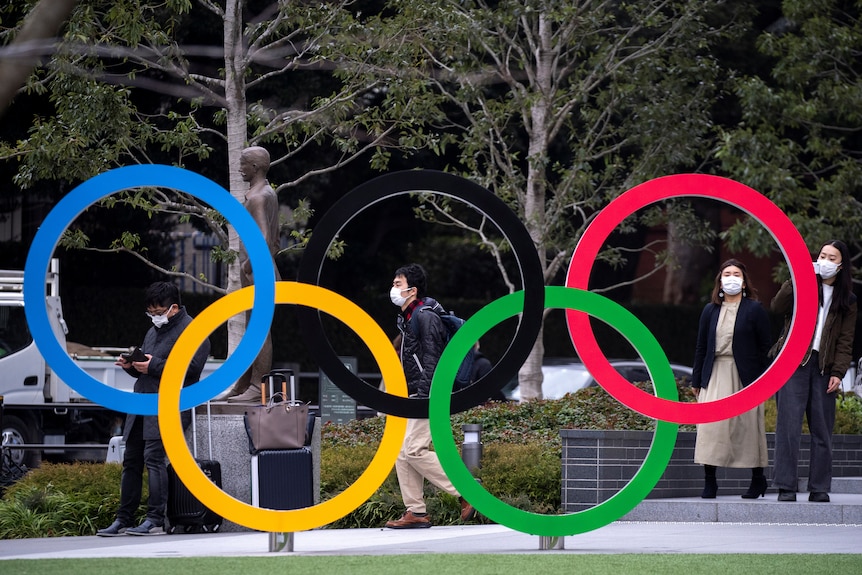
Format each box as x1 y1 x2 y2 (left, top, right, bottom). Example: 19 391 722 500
23 165 276 414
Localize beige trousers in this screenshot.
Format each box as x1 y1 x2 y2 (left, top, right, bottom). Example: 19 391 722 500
395 418 459 513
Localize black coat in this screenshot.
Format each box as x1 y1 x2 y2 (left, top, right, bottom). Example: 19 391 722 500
692 298 773 389
122 306 210 441
397 298 447 398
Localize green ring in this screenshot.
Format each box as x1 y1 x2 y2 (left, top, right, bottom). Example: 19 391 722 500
429 286 679 536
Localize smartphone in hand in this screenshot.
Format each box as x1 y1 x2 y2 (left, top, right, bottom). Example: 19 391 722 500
121 347 148 362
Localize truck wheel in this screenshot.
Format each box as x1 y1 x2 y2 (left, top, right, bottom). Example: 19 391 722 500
1 415 40 469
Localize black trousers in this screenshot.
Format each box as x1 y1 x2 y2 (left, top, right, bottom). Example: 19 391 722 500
117 418 168 525
772 351 837 493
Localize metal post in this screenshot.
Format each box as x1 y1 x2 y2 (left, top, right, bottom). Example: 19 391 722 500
538 536 565 550
461 423 483 472
269 531 294 552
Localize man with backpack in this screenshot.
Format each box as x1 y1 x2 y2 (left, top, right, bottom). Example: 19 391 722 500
384 263 476 529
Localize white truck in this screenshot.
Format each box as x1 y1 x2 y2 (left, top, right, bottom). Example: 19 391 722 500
0 261 220 468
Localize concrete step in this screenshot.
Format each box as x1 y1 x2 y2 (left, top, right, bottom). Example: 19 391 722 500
624 490 862 525
801 476 862 494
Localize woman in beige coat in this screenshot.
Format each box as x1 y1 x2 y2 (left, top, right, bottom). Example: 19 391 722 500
691 259 773 499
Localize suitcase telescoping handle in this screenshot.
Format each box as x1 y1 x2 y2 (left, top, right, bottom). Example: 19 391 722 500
189 399 214 460
260 369 296 405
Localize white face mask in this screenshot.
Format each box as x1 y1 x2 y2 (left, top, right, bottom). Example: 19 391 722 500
390 286 410 307
147 305 174 328
721 276 743 296
815 259 840 280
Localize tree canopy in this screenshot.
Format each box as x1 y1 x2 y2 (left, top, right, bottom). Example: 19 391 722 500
718 0 862 278
323 0 751 398
2 1 859 398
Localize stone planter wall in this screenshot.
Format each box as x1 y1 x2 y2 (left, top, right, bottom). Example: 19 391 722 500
561 429 862 512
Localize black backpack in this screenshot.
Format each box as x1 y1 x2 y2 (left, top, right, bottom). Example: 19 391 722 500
411 306 475 390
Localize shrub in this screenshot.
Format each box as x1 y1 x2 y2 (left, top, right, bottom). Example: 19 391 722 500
319 439 559 528
835 392 862 434
0 462 148 539
319 379 699 455
476 443 560 513
317 382 697 528
763 392 862 434
4 382 860 536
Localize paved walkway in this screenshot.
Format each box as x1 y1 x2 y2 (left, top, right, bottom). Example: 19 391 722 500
3 488 862 559
2 520 861 559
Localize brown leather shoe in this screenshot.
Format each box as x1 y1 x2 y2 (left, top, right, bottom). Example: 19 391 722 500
459 497 476 521
385 510 431 529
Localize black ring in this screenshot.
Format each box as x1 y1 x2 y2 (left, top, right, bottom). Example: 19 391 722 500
297 170 543 418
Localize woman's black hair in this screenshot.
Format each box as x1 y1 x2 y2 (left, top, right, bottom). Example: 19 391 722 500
818 240 854 314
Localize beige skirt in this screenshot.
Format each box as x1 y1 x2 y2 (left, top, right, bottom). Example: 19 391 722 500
694 356 768 468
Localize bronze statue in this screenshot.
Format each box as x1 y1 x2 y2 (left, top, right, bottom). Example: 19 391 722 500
226 146 282 403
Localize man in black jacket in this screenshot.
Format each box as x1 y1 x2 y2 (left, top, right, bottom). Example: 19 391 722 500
385 264 474 529
97 282 210 536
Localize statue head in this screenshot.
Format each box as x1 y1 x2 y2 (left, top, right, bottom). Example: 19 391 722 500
240 146 271 177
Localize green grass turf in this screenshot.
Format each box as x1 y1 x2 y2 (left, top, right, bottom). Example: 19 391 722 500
3 554 862 575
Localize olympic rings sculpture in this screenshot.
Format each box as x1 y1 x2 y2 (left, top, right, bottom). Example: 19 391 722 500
23 167 816 537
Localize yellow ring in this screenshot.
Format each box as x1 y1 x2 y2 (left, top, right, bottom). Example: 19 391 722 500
159 282 408 532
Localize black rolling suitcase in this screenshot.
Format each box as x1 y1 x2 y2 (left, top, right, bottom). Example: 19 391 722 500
251 447 314 509
166 401 223 533
250 369 314 510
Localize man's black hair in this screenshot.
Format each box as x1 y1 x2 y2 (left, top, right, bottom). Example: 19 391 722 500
145 281 181 308
394 263 427 299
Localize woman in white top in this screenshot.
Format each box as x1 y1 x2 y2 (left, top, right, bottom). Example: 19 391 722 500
771 240 857 503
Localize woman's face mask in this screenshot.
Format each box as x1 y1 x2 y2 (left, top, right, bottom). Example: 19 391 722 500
720 276 743 296
815 259 840 280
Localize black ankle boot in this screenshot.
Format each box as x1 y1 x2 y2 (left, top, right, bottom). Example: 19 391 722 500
701 465 718 499
741 475 768 499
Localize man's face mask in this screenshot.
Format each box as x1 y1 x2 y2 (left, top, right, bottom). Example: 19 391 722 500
147 305 174 328
390 286 411 307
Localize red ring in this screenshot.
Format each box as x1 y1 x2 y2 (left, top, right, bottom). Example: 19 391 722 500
565 174 817 424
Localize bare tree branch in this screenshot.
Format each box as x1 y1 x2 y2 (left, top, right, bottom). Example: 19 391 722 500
0 0 78 119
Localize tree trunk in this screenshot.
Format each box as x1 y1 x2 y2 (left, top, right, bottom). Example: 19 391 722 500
663 203 720 305
224 0 248 366
517 324 545 401
518 14 553 401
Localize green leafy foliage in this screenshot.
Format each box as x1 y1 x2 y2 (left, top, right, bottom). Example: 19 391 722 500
0 462 146 539
762 392 862 435
319 380 698 528
321 380 698 456
476 443 561 514
718 1 862 262
835 392 862 434
3 384 859 536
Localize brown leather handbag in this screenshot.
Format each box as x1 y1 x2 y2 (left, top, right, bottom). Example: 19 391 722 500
243 393 308 453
